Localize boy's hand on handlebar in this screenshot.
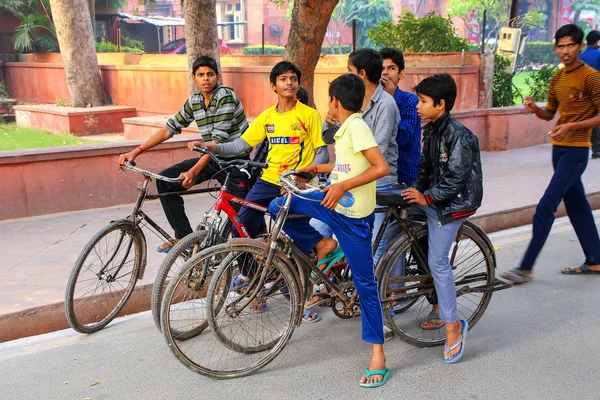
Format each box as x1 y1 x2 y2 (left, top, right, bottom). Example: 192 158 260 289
321 183 344 210
118 151 137 170
179 170 196 189
187 140 205 151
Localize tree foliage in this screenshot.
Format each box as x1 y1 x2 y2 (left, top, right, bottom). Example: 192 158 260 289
493 54 514 107
368 11 468 52
446 0 545 53
524 66 557 102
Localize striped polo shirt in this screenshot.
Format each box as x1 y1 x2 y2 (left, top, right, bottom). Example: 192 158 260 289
546 61 600 147
166 85 249 155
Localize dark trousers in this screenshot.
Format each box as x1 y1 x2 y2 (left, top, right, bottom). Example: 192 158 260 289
156 158 249 239
592 126 600 157
232 179 281 238
520 145 600 270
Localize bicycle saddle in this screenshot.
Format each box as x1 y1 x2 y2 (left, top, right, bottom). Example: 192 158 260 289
375 185 411 208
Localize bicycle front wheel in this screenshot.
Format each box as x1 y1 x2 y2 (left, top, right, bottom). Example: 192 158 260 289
65 220 144 333
151 229 226 333
162 243 300 379
379 223 494 347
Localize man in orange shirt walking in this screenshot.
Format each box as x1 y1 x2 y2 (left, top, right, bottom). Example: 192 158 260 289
502 24 600 283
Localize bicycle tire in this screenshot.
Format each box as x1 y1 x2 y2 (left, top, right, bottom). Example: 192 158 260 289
151 229 226 333
379 223 494 347
162 243 300 379
65 220 144 333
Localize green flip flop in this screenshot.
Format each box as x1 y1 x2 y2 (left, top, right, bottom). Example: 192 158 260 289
359 367 391 388
312 247 345 279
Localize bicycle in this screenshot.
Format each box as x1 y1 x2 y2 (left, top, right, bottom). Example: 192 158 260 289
373 187 512 346
150 147 271 336
160 170 361 378
64 160 235 334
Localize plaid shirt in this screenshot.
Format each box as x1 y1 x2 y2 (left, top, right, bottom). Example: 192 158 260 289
166 85 249 156
394 88 422 185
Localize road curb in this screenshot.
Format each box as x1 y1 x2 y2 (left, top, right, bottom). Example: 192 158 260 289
2 190 599 343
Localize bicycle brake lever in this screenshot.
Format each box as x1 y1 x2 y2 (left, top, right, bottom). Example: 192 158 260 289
240 167 251 179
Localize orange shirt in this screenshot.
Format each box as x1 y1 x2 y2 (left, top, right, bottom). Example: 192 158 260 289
546 61 600 147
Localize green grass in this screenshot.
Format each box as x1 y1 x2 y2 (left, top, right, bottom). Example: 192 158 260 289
511 72 533 101
0 123 99 151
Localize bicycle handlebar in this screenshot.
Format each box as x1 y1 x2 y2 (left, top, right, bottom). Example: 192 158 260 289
121 161 184 183
279 170 321 195
192 146 268 170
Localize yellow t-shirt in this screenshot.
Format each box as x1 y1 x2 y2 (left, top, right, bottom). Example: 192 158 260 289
241 102 325 185
331 113 378 219
546 61 600 147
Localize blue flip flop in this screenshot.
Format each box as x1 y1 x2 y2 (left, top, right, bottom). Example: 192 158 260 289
359 367 391 388
230 274 250 291
312 247 345 279
302 308 321 323
444 319 468 364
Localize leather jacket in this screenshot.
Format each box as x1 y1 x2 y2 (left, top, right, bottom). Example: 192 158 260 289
413 113 483 225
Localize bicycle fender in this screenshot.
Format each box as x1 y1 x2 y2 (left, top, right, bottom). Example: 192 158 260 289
110 219 148 280
230 238 304 327
463 221 497 268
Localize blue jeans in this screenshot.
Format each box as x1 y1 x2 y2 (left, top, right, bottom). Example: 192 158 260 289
233 179 281 238
383 205 464 323
520 145 600 270
269 193 384 344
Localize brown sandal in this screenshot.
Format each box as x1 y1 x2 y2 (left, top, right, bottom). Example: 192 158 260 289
421 311 445 330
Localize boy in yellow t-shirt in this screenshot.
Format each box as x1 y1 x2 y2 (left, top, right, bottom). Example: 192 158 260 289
197 61 328 239
269 74 391 388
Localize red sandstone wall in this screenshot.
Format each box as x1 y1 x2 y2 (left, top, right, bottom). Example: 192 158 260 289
5 53 483 118
0 137 200 221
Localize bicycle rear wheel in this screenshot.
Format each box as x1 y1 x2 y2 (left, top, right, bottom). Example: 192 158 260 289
65 220 144 333
379 223 495 347
161 243 300 379
151 229 226 333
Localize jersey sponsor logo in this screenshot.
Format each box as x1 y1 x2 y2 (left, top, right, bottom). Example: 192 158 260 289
265 124 275 133
336 163 351 173
270 136 300 144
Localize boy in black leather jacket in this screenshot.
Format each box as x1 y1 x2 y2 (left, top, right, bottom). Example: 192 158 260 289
402 73 483 364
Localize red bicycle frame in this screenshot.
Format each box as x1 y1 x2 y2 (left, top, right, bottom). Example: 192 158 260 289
213 188 268 238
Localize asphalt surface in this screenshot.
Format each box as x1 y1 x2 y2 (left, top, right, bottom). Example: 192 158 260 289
1 212 599 400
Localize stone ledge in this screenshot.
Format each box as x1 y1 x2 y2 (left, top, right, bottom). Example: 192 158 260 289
14 104 136 136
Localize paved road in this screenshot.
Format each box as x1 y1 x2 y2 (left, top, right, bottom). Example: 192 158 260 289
1 212 599 400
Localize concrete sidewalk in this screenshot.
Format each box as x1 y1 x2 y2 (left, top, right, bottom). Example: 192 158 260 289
1 144 599 342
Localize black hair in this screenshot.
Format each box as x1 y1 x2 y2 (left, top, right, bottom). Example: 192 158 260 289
379 47 405 71
414 73 457 112
348 48 383 83
192 55 219 75
555 24 584 45
329 74 364 113
586 30 600 45
296 87 309 105
270 61 302 86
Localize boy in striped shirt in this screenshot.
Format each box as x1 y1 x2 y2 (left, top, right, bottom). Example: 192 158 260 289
118 55 250 252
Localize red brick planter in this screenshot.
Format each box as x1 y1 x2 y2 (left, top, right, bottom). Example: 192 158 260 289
14 104 135 136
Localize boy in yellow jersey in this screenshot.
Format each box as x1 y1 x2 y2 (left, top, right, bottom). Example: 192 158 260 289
269 74 390 388
196 60 327 238
502 24 600 283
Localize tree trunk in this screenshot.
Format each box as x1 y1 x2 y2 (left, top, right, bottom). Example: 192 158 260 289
88 0 95 38
285 0 339 106
49 0 105 107
183 0 220 95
